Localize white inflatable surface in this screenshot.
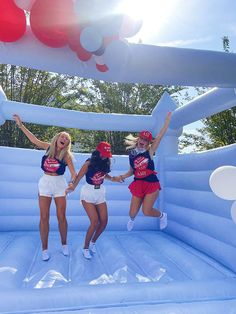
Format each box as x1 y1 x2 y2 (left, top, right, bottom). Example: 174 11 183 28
1 26 236 87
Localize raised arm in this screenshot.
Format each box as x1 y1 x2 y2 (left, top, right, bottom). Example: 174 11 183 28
149 112 172 155
13 114 49 150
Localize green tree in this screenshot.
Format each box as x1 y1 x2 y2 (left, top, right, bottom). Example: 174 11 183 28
0 65 186 155
75 81 184 154
0 64 87 148
179 37 236 153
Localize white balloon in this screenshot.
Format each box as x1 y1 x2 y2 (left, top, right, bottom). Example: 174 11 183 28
209 166 236 200
231 201 236 224
119 15 143 38
95 14 123 37
80 26 103 53
14 0 36 11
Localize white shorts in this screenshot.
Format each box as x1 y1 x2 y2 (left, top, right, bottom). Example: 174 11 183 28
38 174 67 197
80 183 106 205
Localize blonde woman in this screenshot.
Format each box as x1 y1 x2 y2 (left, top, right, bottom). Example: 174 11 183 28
13 114 77 261
119 112 172 231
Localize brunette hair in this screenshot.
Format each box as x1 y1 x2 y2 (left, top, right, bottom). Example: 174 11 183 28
88 150 111 173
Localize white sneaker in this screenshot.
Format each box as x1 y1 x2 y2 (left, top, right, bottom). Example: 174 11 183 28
42 249 50 261
160 212 168 230
127 218 135 231
83 248 92 260
62 244 69 256
89 242 96 254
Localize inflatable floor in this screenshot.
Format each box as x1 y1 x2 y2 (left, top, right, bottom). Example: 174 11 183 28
0 145 236 313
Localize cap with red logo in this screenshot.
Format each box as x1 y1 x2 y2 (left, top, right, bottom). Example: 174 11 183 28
139 130 153 142
96 141 112 158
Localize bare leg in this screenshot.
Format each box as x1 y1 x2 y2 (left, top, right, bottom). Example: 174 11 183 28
82 200 99 249
39 196 52 250
141 190 162 217
129 195 143 219
126 196 143 231
54 196 67 245
91 202 108 243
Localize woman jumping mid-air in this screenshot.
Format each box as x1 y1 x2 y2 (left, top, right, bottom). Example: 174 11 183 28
119 112 172 231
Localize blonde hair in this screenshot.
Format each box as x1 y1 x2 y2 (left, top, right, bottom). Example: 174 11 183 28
124 134 139 150
124 134 152 151
46 132 73 161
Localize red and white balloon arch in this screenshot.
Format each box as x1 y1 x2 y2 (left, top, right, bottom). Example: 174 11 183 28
0 0 142 73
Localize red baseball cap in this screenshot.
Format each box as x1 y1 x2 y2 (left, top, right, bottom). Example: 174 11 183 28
96 141 112 158
139 130 153 142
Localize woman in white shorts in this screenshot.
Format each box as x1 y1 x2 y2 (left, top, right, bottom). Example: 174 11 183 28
13 114 76 261
66 141 121 259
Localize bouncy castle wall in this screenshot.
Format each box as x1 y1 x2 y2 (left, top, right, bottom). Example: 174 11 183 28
0 146 159 232
164 143 236 273
1 144 236 273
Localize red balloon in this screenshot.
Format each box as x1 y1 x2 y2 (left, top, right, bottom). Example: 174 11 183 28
96 63 109 72
0 0 26 42
30 0 74 48
76 45 92 62
68 25 92 62
68 25 82 52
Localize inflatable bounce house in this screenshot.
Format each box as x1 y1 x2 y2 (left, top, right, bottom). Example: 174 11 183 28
1 0 236 313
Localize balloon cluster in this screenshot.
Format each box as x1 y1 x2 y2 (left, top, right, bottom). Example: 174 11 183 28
0 0 142 72
209 166 236 224
0 0 27 42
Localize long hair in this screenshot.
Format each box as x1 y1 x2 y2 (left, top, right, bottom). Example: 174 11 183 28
46 132 73 161
124 134 152 151
124 134 138 150
88 150 111 173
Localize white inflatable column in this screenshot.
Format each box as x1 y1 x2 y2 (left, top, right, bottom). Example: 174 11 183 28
150 92 180 213
0 86 7 125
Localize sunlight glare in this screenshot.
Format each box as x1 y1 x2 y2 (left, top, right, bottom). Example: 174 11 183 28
117 0 178 42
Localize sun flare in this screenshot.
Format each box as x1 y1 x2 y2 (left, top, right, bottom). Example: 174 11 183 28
116 0 178 42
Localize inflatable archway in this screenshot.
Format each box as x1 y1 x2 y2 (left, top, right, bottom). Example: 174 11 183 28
1 1 236 313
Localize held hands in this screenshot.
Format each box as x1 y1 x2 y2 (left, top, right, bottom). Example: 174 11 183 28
112 176 124 183
65 182 75 195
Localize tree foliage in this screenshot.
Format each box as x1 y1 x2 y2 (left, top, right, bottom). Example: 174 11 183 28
0 64 87 148
179 36 236 153
73 81 183 154
0 64 185 154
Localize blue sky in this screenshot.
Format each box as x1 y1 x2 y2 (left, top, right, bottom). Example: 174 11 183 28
124 0 236 134
130 0 236 52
